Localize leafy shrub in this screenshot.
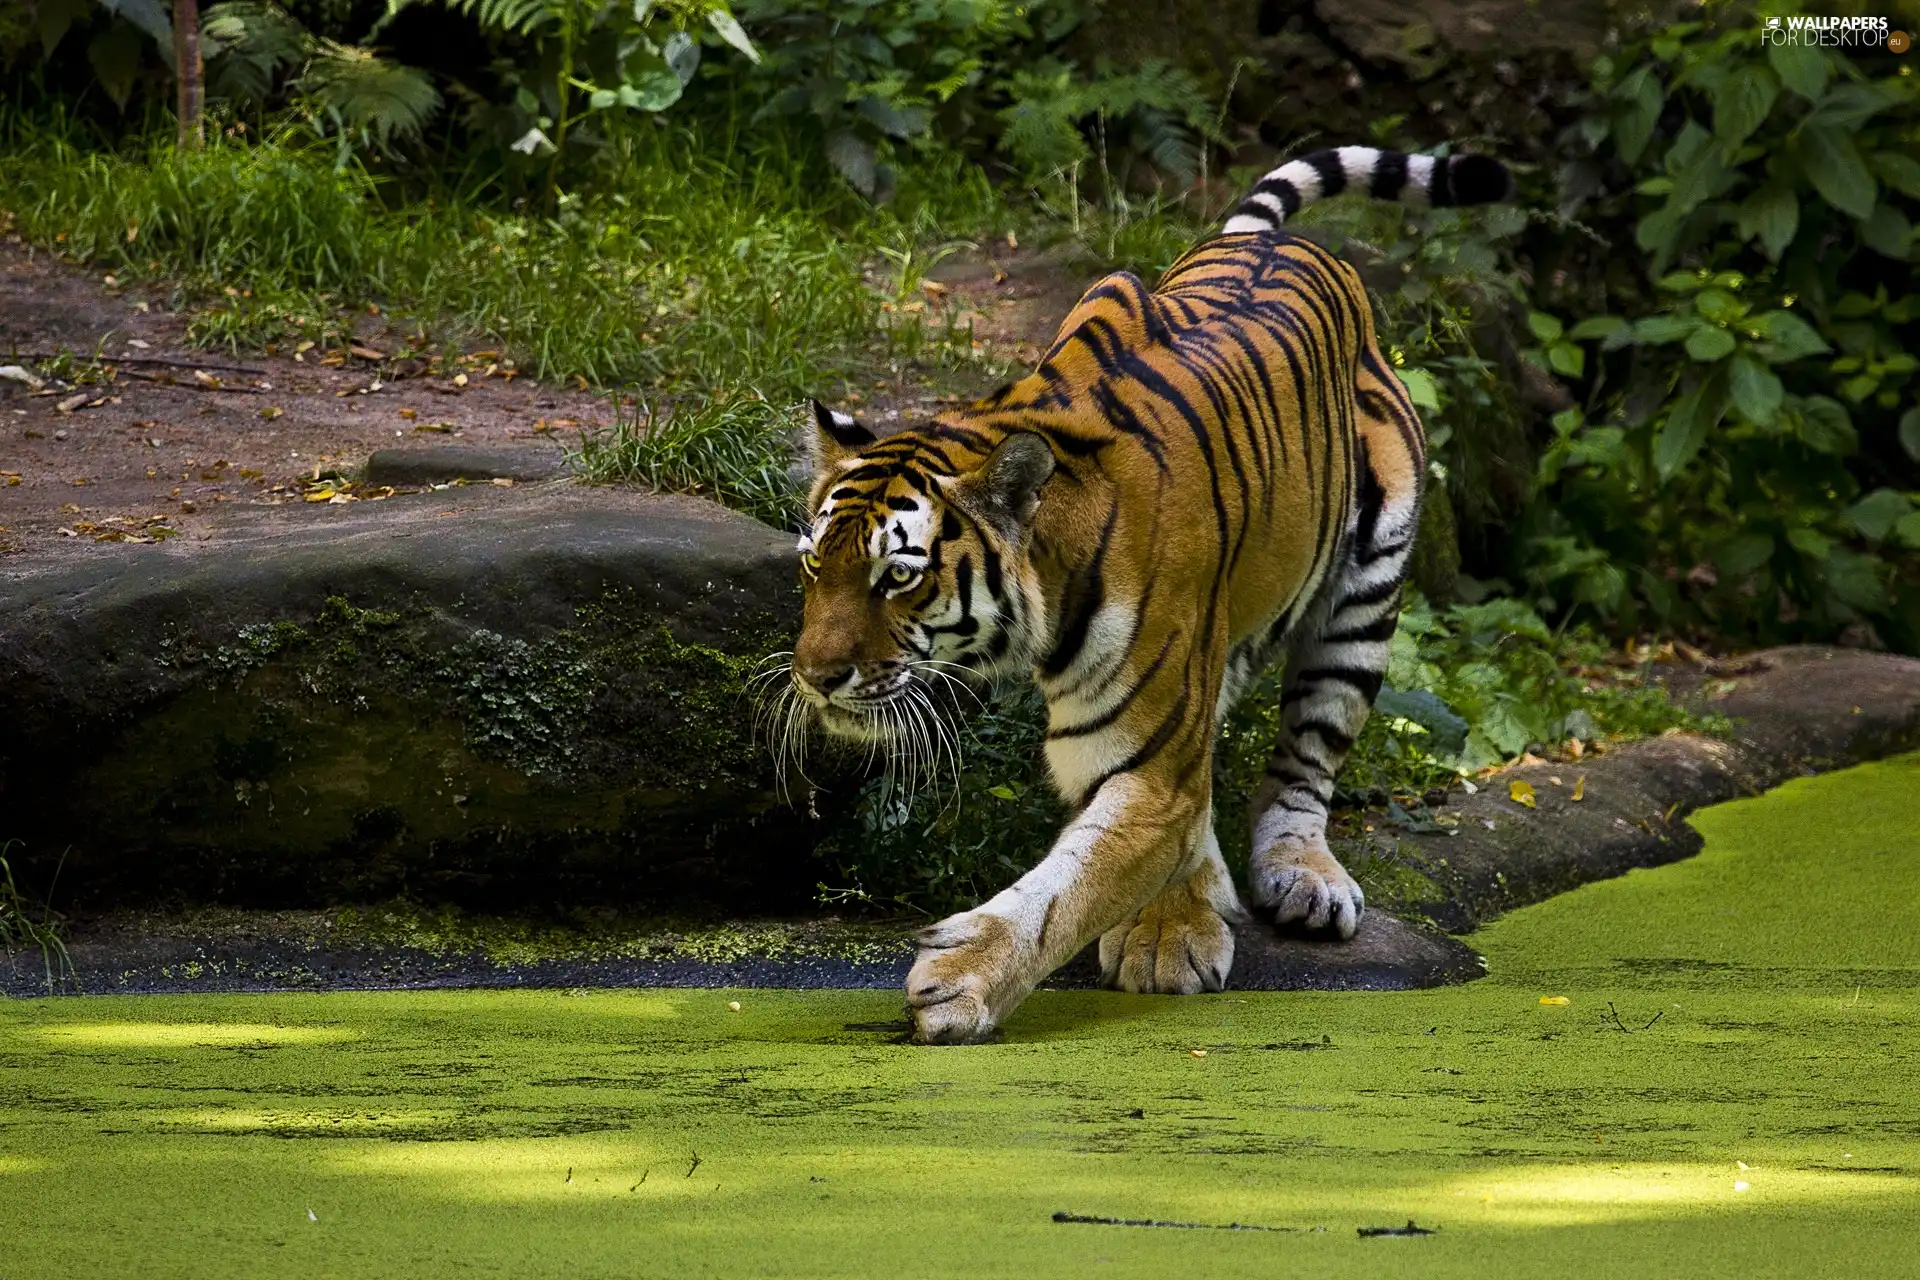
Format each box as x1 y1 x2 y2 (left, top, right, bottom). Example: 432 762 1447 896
1528 15 1920 647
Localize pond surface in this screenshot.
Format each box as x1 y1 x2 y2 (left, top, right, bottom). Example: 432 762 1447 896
3 753 1917 1277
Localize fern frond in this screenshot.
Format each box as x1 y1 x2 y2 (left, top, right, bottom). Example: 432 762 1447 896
204 1 312 105
299 42 443 146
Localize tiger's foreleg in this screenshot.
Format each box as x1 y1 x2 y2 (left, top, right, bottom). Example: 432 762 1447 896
907 765 1213 1044
1096 820 1245 994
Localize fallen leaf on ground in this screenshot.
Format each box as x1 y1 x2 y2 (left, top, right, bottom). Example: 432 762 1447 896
305 488 335 502
350 346 386 361
259 407 283 420
1571 776 1586 802
398 408 418 420
1509 779 1537 809
1539 996 1571 1006
56 392 91 412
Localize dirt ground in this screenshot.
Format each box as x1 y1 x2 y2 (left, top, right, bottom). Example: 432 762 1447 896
0 233 1092 557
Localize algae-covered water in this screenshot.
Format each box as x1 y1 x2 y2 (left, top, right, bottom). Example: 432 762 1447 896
3 755 1918 1278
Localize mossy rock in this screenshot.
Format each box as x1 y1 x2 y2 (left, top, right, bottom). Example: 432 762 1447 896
0 494 837 911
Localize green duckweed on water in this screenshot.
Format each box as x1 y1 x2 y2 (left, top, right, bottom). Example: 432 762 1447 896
2 754 1917 1278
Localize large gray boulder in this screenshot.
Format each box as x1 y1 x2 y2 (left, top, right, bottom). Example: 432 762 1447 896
0 487 821 910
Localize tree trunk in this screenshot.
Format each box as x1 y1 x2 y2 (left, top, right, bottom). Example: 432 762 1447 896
174 0 204 150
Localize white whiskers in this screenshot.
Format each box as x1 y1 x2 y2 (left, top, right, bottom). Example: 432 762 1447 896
749 651 972 815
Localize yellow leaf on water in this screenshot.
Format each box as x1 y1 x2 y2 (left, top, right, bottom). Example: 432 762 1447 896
1540 996 1571 1006
1571 776 1586 802
1509 779 1537 808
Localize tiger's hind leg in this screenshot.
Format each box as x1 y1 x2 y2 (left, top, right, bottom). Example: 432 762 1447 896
1249 425 1421 938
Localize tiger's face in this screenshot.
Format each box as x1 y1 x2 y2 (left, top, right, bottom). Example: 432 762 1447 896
790 402 1055 744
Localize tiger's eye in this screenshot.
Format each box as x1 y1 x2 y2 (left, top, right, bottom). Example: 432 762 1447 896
801 551 822 578
886 563 919 588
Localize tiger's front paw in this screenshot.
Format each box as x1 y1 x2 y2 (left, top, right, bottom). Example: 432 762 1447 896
1098 887 1234 995
1250 838 1364 939
906 911 1027 1044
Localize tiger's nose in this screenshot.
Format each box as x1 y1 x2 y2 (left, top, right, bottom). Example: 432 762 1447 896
796 660 856 695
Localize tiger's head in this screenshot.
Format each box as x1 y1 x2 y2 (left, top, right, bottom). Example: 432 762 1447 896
787 401 1056 745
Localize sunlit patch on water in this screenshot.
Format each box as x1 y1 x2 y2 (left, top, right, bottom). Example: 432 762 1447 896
30 1022 360 1049
1439 1162 1911 1225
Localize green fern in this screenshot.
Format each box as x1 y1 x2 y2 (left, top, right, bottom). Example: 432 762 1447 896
299 41 443 147
204 1 312 105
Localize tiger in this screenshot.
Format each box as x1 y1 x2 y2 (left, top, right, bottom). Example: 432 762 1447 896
785 145 1512 1043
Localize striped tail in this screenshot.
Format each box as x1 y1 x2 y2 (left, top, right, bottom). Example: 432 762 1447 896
1222 146 1512 234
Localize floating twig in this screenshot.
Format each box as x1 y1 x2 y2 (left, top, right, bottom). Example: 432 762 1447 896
1052 1212 1300 1233
1358 1221 1436 1238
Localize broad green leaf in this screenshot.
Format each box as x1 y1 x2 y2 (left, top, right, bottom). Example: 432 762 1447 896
1635 205 1686 264
823 130 877 197
1860 204 1914 260
1693 288 1743 324
87 23 146 109
1810 83 1895 130
1870 151 1920 200
1653 369 1728 482
663 30 700 85
1787 527 1832 558
98 0 171 46
1900 406 1920 462
1569 315 1627 342
1685 326 1737 362
1655 271 1702 293
1612 65 1664 165
1713 63 1778 147
1823 546 1887 613
1768 41 1830 101
1527 311 1564 343
1797 124 1877 220
588 88 617 110
1394 366 1442 411
1749 310 1829 363
705 7 761 64
1716 532 1775 576
1548 342 1585 378
1668 136 1732 214
1843 489 1912 541
1737 186 1799 260
1632 314 1696 345
1798 395 1858 455
1728 351 1784 425
1896 511 1920 549
1374 686 1470 757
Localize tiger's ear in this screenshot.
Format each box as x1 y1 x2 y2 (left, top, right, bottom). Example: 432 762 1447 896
957 432 1055 534
799 399 877 475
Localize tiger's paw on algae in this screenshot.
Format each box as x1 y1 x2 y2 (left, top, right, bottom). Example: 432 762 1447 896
907 910 1031 1044
1098 881 1235 995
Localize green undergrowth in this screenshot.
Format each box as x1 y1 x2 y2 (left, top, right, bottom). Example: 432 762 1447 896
0 114 958 397
2 755 1915 1278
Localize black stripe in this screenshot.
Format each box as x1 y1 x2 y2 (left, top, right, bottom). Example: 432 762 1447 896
1083 681 1193 800
1304 150 1347 198
1046 631 1178 740
1429 155 1455 207
1039 503 1118 677
1369 149 1407 199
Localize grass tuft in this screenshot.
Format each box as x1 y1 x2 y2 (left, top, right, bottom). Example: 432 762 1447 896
0 843 75 994
572 392 803 528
